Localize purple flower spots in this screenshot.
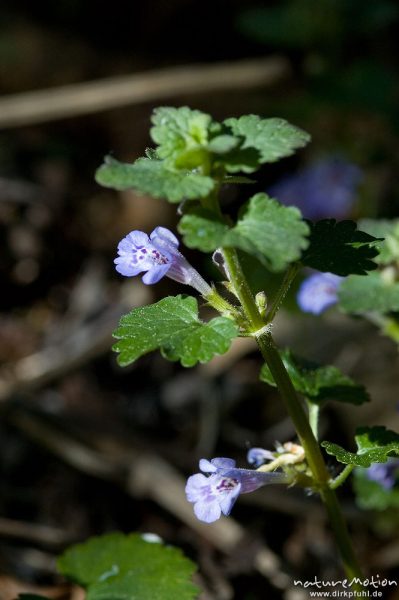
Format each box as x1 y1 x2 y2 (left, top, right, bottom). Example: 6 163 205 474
115 226 211 295
297 272 343 315
268 158 362 220
365 460 399 491
185 457 289 523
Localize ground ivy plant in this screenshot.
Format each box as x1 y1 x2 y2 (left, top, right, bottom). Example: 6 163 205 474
49 106 399 596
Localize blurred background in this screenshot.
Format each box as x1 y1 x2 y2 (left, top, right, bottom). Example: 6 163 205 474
1 1 399 598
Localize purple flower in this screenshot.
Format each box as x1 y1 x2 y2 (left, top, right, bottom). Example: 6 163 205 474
115 226 211 295
297 272 343 315
365 460 399 491
269 158 362 220
185 457 289 523
247 447 275 467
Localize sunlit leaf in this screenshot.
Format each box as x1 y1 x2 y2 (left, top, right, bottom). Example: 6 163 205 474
113 295 238 368
58 532 199 600
322 426 399 467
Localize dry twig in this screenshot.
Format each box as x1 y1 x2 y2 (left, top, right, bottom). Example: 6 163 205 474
0 56 289 128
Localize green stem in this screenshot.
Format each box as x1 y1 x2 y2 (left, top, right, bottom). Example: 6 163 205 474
222 248 265 330
221 246 363 582
265 262 299 324
257 334 329 485
204 287 239 317
308 401 320 440
321 487 361 582
330 465 355 490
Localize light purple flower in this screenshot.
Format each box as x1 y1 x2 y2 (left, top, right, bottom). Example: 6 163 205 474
185 457 289 523
269 158 362 220
247 447 275 467
365 460 399 491
115 226 211 295
297 272 343 315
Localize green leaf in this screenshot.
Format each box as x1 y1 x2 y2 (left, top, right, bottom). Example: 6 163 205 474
322 426 399 467
95 156 214 203
338 271 399 313
178 209 229 252
225 194 309 271
207 134 240 154
57 532 199 600
359 218 399 265
260 349 369 405
224 115 310 167
113 295 238 368
150 106 212 165
353 466 399 511
179 194 309 272
217 146 261 174
301 219 381 275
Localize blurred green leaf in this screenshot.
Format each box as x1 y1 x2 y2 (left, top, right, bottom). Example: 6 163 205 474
353 466 399 511
57 532 199 600
359 218 399 265
238 1 398 49
113 295 238 368
301 220 381 275
322 426 399 467
237 1 340 49
338 271 399 313
215 146 261 174
260 349 369 405
95 156 214 203
207 134 240 154
312 61 398 116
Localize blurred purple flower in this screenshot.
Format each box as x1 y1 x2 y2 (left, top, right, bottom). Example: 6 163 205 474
185 457 288 523
247 447 275 467
366 460 399 491
297 272 343 315
269 158 362 220
115 226 211 295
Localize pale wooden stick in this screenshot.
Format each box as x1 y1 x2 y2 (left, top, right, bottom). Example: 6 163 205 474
0 56 289 128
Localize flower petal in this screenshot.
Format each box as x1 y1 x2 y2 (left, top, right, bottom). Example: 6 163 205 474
142 264 170 285
211 457 236 470
199 459 217 473
194 499 221 523
151 227 179 249
125 230 151 247
247 447 275 467
114 256 143 277
185 473 212 502
268 158 362 220
297 272 343 315
218 484 241 516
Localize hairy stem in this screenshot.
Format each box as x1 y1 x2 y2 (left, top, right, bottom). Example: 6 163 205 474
330 465 355 490
265 262 299 324
221 245 363 582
